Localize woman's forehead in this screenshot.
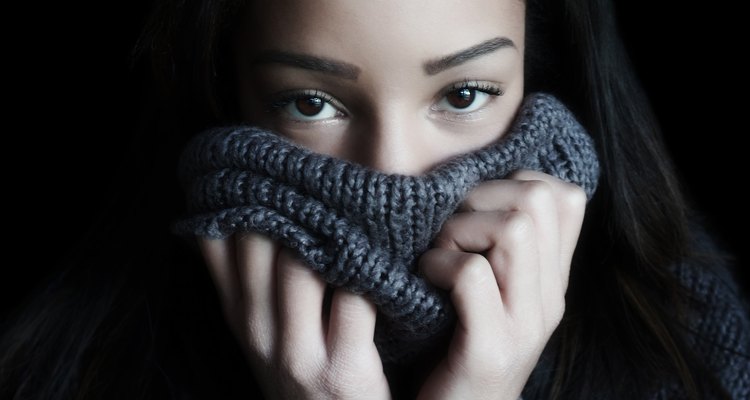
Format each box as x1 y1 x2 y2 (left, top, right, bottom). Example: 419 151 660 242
237 0 526 66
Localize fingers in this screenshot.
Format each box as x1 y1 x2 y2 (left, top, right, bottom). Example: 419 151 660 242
432 170 586 330
459 176 559 277
419 248 502 330
277 248 327 357
273 250 382 396
416 172 588 399
236 232 281 355
459 178 561 326
327 289 377 358
200 233 387 398
432 211 541 321
203 231 377 353
509 170 586 273
461 170 586 277
274 249 379 363
198 238 241 317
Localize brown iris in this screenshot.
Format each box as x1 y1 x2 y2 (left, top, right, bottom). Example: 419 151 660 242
445 88 475 109
295 96 324 116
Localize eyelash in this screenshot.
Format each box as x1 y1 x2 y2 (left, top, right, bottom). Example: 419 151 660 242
438 80 504 99
264 80 505 119
267 89 347 115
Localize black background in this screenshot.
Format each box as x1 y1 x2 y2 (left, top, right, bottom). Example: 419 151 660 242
5 2 747 313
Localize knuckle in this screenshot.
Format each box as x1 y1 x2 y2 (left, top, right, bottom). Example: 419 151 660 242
461 195 480 212
518 180 554 208
455 253 494 290
432 231 455 249
433 215 464 250
561 183 587 213
498 210 534 244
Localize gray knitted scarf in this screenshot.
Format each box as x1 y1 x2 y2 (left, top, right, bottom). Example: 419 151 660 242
175 93 600 362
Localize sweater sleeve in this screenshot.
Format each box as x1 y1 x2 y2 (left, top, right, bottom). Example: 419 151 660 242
668 229 750 399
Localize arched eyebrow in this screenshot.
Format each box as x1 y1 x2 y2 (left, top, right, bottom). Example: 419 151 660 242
253 51 361 80
251 36 515 81
423 37 516 75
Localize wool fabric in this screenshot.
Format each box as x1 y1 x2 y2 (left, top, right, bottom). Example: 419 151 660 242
174 93 600 362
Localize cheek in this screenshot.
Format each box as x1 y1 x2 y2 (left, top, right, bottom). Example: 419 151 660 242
352 95 523 174
430 90 524 157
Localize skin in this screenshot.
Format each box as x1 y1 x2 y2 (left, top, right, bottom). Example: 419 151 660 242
199 0 587 398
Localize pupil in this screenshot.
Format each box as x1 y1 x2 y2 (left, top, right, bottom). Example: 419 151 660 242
295 96 324 116
447 88 475 109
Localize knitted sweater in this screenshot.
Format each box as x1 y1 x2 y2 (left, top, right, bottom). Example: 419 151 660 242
175 93 600 362
659 230 750 399
523 236 750 399
173 92 750 396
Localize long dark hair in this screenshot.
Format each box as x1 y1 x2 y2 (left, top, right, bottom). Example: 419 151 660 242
0 0 733 398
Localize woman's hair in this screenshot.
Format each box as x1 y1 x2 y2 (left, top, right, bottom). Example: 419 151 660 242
0 0 731 399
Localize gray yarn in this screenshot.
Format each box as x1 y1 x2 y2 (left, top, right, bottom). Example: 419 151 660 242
174 93 600 362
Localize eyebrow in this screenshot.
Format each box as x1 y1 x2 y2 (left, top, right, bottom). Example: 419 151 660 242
253 50 361 80
423 37 516 75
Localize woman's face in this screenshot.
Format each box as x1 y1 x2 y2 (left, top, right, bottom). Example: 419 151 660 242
235 0 525 175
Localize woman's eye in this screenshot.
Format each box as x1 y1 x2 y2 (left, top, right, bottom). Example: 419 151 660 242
271 91 345 122
286 96 339 120
448 88 479 108
433 83 503 114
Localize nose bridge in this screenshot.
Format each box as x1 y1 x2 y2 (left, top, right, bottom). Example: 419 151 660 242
359 104 425 175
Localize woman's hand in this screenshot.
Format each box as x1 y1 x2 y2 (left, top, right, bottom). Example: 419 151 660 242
417 170 587 400
198 234 391 399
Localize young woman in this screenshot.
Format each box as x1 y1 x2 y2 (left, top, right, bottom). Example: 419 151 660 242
2 0 748 399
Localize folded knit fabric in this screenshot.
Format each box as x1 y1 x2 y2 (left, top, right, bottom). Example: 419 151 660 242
174 93 600 362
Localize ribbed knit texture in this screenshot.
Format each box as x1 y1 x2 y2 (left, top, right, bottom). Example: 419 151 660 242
174 93 600 362
669 267 750 399
656 229 750 399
